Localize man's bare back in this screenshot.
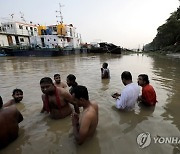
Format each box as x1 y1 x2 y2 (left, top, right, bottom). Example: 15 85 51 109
80 102 98 137
0 105 23 149
71 85 99 145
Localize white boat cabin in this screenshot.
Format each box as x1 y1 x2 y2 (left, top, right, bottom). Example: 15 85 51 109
0 21 38 47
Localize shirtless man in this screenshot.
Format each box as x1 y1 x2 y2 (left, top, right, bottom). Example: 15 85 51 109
71 85 98 145
66 74 78 94
54 74 67 88
40 77 78 119
0 97 23 149
3 89 23 107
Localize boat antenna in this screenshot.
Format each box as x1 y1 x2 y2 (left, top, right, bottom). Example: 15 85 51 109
9 14 14 19
20 11 26 23
56 3 64 24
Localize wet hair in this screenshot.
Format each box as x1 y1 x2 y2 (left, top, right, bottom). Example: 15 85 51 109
0 96 3 108
103 62 108 68
138 74 150 84
54 74 60 78
12 88 23 95
121 71 132 80
67 74 76 82
40 77 53 84
71 85 89 100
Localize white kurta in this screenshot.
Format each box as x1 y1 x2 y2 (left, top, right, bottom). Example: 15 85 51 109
116 83 140 110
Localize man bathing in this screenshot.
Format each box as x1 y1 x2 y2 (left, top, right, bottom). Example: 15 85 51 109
3 89 23 107
40 77 78 119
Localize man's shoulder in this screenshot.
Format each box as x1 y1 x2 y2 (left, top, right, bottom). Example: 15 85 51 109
91 101 98 107
128 83 139 89
144 84 155 92
123 83 139 93
89 102 99 114
1 105 17 114
3 99 15 107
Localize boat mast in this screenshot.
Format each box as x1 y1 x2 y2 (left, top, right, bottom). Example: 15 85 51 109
20 11 26 23
56 3 64 24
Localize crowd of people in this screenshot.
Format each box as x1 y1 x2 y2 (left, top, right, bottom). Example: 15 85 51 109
0 63 157 148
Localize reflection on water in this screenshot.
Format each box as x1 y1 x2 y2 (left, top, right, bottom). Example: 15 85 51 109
0 53 180 154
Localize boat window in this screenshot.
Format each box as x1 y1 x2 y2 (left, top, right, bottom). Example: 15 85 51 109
70 28 72 36
53 26 57 32
54 39 56 41
34 28 37 31
20 38 24 42
19 25 23 29
26 27 28 30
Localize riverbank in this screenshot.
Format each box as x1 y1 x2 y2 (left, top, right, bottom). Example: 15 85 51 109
144 44 180 55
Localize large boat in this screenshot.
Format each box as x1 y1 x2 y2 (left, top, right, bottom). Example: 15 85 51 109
0 4 85 56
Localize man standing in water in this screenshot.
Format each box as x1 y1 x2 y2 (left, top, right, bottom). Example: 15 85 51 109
71 85 98 145
137 74 157 106
112 71 140 110
40 77 78 119
54 74 67 88
66 74 78 94
0 96 23 149
66 74 80 114
3 89 23 107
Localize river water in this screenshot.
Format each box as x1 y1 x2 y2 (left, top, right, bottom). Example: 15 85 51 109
0 53 180 154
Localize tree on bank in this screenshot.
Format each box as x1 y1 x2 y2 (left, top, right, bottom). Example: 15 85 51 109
144 2 180 52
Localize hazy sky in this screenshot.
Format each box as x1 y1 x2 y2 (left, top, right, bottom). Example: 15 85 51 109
0 0 179 49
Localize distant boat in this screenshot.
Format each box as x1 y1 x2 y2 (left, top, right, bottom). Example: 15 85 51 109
89 42 121 54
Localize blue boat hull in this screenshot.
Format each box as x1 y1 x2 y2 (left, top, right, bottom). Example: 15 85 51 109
4 48 87 57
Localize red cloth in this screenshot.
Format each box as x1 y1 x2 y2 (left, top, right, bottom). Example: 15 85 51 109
44 87 61 112
142 84 157 106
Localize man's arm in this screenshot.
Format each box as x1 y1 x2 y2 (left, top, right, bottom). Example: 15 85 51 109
40 95 45 113
115 92 127 109
62 82 67 88
16 109 23 123
3 100 14 107
138 95 154 106
72 112 91 145
63 90 80 114
111 93 121 99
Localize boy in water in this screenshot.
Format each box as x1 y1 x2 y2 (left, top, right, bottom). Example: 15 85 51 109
101 62 110 79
